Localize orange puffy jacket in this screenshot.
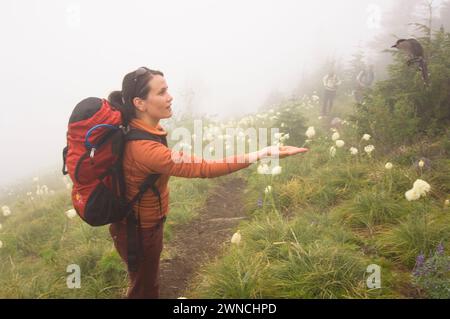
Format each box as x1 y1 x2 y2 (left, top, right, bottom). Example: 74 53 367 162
122 118 251 228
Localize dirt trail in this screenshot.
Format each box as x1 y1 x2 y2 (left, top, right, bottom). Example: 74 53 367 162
159 178 247 299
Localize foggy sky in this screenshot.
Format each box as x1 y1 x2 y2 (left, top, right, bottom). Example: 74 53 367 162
0 0 425 188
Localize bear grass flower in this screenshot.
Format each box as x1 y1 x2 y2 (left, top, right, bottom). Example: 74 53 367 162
418 160 425 168
271 166 282 176
305 126 316 139
362 134 371 141
331 132 340 141
280 133 290 142
385 162 393 170
335 140 345 148
349 147 358 155
413 179 431 196
65 208 77 219
2 206 11 217
273 133 283 140
231 230 241 245
405 179 431 201
364 145 375 155
329 146 337 157
257 163 270 175
405 188 421 201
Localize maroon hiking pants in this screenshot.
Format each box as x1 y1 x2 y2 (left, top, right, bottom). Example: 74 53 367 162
109 218 165 299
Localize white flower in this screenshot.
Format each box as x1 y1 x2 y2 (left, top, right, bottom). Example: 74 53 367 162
332 132 340 141
385 162 393 170
257 164 270 175
418 160 425 168
362 134 371 141
413 179 431 196
280 133 290 141
65 209 77 219
264 185 272 194
405 179 431 201
349 147 359 155
2 206 11 217
0 240 3 249
318 116 323 120
444 199 449 207
335 140 345 148
329 146 337 157
271 166 282 176
405 188 421 201
305 126 316 139
312 95 320 102
364 145 375 154
274 133 282 139
231 230 241 245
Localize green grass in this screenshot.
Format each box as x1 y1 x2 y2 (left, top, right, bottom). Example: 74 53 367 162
188 100 450 299
0 177 211 298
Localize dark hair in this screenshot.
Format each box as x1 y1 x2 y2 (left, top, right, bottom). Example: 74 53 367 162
108 67 164 125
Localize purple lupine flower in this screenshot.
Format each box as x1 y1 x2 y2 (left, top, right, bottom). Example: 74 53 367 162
416 254 425 267
257 198 263 208
436 243 444 255
413 253 426 277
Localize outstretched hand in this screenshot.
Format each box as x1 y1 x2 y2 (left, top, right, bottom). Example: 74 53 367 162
278 146 309 158
260 145 309 159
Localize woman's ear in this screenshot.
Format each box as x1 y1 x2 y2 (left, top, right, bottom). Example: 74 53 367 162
133 97 146 112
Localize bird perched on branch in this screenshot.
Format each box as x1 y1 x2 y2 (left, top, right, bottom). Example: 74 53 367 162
391 38 429 85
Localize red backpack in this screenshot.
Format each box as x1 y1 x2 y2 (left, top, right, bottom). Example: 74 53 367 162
62 97 167 271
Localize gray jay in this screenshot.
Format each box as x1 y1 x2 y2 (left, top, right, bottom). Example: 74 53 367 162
392 39 429 85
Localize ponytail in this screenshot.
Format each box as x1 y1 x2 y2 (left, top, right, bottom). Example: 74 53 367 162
108 90 135 125
108 90 124 107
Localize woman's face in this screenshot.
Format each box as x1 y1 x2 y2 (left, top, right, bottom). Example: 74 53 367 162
134 75 173 121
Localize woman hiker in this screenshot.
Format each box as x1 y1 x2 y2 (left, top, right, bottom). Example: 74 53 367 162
108 67 309 299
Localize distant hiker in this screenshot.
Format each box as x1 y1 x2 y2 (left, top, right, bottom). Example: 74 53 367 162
354 65 375 102
102 67 308 299
391 38 429 85
321 70 342 116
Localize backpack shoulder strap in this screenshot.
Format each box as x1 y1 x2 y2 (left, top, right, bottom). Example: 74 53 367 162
125 128 168 146
124 128 167 211
123 128 168 273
